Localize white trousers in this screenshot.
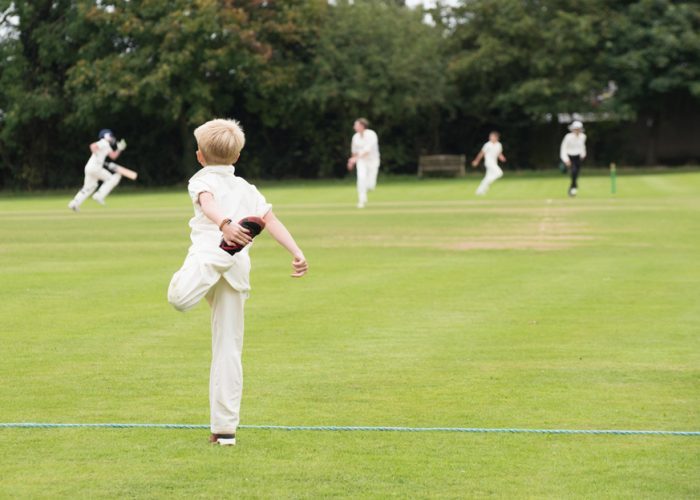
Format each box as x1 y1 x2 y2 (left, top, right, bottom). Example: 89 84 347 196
71 165 122 207
476 163 503 195
168 258 247 434
356 160 379 205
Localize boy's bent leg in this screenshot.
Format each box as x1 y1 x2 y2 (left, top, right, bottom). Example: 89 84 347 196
168 254 221 312
207 278 246 435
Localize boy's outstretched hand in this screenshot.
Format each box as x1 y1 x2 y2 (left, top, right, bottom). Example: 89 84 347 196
291 253 308 278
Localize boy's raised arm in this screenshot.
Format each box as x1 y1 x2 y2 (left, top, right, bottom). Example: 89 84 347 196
263 210 308 278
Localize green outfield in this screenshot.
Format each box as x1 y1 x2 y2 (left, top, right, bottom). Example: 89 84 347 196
1 172 698 498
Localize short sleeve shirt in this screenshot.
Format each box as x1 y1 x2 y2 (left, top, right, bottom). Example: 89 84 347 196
187 165 271 248
481 141 503 166
184 165 272 291
86 138 113 169
351 129 380 167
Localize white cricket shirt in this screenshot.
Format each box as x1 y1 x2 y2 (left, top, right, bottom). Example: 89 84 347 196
85 138 112 170
560 132 587 162
351 129 380 168
481 141 503 167
186 165 272 291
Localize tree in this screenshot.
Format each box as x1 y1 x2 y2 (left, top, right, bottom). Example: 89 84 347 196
303 0 451 175
449 0 611 121
601 0 700 164
446 0 700 166
232 0 329 178
64 0 268 182
0 0 87 188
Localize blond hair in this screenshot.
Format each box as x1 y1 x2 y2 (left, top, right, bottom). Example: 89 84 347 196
193 118 245 165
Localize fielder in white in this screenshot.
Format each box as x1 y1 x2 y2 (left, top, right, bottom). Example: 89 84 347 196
471 131 506 195
68 129 127 211
347 118 380 208
168 119 308 446
560 120 587 197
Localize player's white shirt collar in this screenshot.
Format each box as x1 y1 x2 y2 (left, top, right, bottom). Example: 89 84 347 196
191 165 236 179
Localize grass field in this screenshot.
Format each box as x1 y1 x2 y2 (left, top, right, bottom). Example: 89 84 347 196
1 171 699 498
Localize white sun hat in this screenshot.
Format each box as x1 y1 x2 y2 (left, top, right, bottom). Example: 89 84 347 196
569 120 584 131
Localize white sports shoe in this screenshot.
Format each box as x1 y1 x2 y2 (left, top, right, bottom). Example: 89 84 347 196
92 194 106 205
68 201 79 212
209 433 236 446
357 202 365 209
568 187 578 197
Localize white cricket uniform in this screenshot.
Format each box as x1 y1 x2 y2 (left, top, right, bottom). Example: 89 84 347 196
167 165 271 434
70 138 122 207
351 129 380 205
560 132 587 163
476 140 503 195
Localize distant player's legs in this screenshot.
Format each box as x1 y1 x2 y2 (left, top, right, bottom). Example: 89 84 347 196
367 162 379 191
206 277 246 435
69 171 100 210
356 161 369 207
569 155 581 195
93 172 122 203
476 163 503 195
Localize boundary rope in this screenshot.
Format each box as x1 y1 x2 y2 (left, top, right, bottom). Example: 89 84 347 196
1 423 698 436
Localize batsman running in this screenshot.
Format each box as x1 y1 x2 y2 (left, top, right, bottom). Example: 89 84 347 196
68 129 127 211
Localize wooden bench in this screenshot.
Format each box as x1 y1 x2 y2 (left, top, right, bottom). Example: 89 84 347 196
417 155 466 177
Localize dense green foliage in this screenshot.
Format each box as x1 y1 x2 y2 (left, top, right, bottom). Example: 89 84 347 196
1 173 699 496
0 0 698 188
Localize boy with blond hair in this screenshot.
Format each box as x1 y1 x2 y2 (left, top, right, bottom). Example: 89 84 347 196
168 118 308 446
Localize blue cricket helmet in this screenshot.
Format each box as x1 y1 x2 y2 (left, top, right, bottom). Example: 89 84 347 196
98 129 114 140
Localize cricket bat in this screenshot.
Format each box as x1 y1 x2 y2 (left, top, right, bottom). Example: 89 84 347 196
106 162 138 180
